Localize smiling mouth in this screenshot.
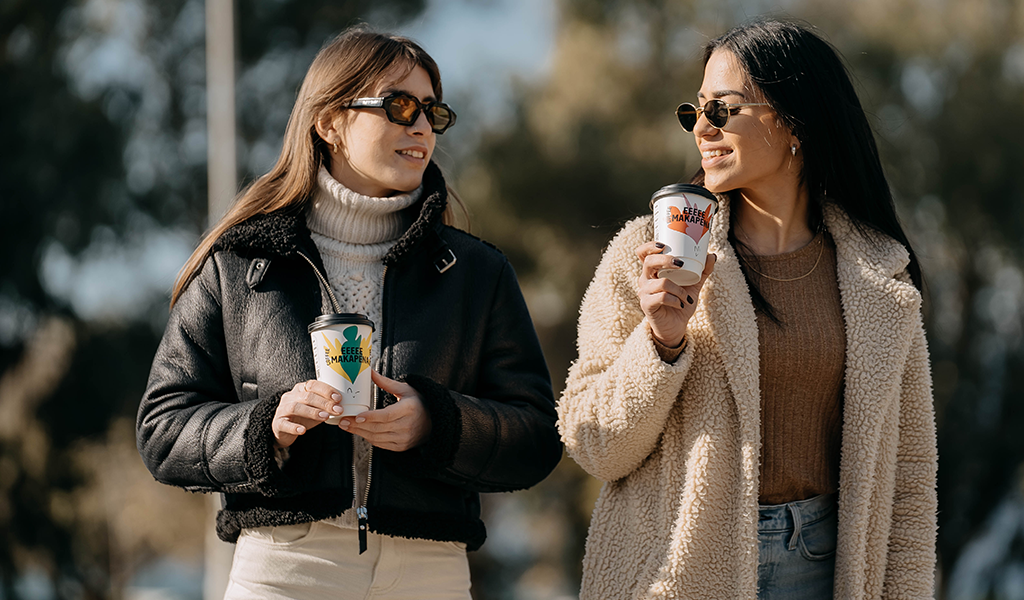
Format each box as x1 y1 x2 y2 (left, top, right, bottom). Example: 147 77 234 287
702 149 732 159
398 149 425 159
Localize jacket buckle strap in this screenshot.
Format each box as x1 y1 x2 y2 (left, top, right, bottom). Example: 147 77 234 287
246 258 271 289
434 247 457 274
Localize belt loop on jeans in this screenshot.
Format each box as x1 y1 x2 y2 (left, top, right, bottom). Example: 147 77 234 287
787 502 802 551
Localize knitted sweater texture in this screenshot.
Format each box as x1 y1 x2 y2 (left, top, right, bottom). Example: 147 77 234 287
306 167 420 528
751 231 845 504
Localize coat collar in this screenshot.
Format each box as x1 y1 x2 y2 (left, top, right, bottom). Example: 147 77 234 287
701 196 761 452
821 202 922 466
701 195 923 495
212 161 450 266
824 203 924 586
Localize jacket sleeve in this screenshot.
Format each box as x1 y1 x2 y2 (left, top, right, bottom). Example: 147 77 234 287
556 219 695 482
883 290 939 598
136 256 293 496
392 257 562 493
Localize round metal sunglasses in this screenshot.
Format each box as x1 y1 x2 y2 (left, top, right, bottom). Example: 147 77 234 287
676 99 769 132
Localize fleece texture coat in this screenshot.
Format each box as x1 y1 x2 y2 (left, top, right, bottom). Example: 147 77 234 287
558 197 937 599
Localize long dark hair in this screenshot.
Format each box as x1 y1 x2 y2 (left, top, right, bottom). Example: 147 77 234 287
693 18 922 315
172 27 454 307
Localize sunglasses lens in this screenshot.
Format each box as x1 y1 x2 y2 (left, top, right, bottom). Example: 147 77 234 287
705 100 730 128
383 94 455 133
676 104 698 132
385 95 420 125
427 105 454 133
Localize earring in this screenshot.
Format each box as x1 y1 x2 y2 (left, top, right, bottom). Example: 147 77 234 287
791 143 798 156
332 141 339 154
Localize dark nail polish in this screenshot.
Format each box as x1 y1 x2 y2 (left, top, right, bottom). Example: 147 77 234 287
673 258 685 267
687 295 694 304
655 242 666 249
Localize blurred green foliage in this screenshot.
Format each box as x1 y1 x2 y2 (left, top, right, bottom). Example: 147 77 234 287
4 0 1024 597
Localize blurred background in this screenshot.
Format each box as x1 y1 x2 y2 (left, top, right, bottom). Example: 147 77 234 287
3 0 1024 598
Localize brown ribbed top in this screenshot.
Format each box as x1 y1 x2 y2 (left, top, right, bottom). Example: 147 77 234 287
746 231 846 505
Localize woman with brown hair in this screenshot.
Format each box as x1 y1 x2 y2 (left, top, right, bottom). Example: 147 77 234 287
136 27 561 599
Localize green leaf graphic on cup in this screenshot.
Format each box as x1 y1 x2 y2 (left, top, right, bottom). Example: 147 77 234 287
323 326 371 383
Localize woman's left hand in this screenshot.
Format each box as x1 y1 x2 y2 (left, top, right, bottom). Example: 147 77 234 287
337 370 433 452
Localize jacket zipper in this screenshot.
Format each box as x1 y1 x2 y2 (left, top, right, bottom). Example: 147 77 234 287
357 263 386 554
298 250 374 553
297 251 342 313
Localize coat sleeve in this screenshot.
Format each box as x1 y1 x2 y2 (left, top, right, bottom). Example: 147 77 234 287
391 257 563 493
883 293 939 598
135 255 294 496
556 219 695 482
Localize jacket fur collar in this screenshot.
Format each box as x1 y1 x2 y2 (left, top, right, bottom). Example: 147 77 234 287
212 161 450 267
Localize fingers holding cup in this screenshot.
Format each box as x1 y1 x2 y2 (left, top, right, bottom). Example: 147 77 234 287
308 314 375 425
273 379 342 448
650 184 718 286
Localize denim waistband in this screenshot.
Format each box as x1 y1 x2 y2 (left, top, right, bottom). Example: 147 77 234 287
758 493 837 533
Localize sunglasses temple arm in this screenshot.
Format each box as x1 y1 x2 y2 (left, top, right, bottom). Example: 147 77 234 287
348 98 385 108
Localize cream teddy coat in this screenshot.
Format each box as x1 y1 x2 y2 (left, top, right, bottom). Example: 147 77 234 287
558 198 937 599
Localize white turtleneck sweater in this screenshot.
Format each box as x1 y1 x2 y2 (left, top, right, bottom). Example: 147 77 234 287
306 166 421 528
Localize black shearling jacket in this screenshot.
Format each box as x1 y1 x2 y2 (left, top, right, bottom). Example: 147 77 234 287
136 163 562 550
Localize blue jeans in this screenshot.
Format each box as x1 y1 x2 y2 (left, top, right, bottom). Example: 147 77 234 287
757 493 837 600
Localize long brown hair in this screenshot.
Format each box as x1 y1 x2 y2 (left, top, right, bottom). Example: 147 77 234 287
171 27 453 306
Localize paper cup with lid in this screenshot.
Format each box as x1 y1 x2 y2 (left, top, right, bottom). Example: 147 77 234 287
308 313 375 424
650 184 719 286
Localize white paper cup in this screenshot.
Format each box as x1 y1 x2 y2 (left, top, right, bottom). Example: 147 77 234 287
308 314 375 424
650 184 719 286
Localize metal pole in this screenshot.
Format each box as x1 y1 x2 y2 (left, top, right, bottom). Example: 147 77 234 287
203 494 233 600
207 0 237 225
204 1 236 598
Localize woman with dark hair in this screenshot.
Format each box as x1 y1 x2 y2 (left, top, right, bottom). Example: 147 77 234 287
136 26 561 599
558 18 936 599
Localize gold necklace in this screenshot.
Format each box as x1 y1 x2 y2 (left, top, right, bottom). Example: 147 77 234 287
741 234 825 282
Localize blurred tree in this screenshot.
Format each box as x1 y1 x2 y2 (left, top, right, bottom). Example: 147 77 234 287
1 0 424 596
6 0 1024 596
454 0 1024 596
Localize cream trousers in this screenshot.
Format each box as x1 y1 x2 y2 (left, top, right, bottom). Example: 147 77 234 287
223 521 472 599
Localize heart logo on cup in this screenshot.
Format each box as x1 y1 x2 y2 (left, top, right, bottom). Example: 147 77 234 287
668 199 714 245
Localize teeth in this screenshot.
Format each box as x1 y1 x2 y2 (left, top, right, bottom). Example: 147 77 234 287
399 150 425 159
702 149 731 158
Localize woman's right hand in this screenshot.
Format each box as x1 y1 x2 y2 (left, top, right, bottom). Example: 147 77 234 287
635 242 716 348
272 380 344 448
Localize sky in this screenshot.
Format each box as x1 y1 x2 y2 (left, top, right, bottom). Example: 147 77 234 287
401 0 556 106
